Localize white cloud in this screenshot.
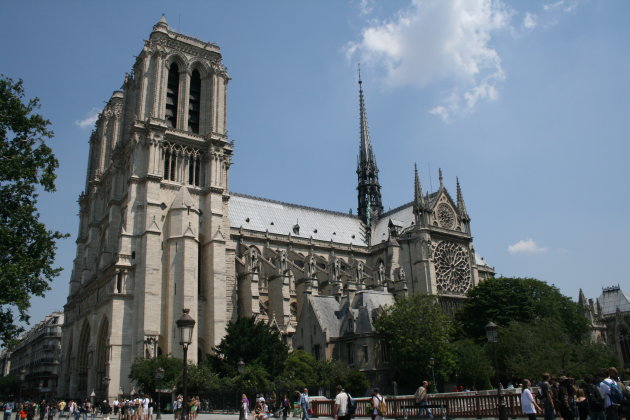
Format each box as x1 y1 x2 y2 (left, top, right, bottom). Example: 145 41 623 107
523 12 538 29
508 238 548 254
74 108 101 129
358 0 374 15
347 0 512 120
543 0 578 13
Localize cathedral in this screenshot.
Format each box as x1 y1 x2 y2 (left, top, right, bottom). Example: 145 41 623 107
59 17 494 399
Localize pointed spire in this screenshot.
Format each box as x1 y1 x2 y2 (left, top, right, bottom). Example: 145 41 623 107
578 288 586 306
153 14 169 32
456 177 470 221
438 168 444 189
413 163 426 215
356 65 383 225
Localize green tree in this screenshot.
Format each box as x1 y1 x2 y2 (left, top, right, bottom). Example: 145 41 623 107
312 359 369 397
210 317 289 377
129 355 182 393
374 294 455 388
0 75 67 345
187 363 222 394
456 277 589 343
276 350 316 392
0 374 19 399
451 339 493 390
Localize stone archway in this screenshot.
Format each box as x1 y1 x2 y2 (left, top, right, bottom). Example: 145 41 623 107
95 317 109 397
76 321 91 397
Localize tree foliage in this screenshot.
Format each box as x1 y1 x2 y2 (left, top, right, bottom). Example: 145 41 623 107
374 294 455 388
494 321 619 382
451 339 493 390
129 355 183 394
209 317 289 377
0 75 67 345
456 277 589 343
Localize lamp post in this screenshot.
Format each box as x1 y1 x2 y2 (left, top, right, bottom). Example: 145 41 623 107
90 389 96 407
485 322 508 420
428 357 437 393
176 309 196 420
19 368 26 402
155 367 164 420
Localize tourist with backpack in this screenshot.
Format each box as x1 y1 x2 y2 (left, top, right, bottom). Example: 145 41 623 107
600 368 620 420
602 367 624 420
371 389 386 420
333 386 354 420
585 373 606 420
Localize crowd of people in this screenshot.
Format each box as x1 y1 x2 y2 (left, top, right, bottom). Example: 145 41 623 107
3 367 629 420
520 368 629 420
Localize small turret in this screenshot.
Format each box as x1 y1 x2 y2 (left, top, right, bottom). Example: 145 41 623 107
413 164 426 225
456 177 470 222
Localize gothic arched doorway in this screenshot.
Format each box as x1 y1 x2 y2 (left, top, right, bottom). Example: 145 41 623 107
76 321 91 397
95 317 109 396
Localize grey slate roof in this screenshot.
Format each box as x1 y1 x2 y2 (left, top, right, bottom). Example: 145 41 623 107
309 295 347 337
352 290 395 334
597 286 630 315
372 202 415 244
229 193 368 246
308 291 395 338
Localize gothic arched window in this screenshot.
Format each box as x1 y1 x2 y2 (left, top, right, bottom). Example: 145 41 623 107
188 69 201 133
166 63 179 128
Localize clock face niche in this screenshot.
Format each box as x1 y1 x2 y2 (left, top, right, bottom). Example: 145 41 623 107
437 203 456 229
433 240 472 295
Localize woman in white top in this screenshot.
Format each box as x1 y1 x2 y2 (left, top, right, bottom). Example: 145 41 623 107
521 379 541 420
371 389 386 420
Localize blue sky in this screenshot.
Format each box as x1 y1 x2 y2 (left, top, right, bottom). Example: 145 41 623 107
2 0 629 329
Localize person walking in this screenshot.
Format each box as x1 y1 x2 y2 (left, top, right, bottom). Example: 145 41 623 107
281 394 289 420
3 400 15 420
371 388 386 420
101 402 111 420
521 379 541 420
333 386 349 420
584 373 606 420
239 394 249 420
599 368 619 420
299 389 309 420
414 381 432 418
540 374 556 420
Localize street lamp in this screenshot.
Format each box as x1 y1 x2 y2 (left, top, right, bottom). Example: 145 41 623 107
428 357 437 393
90 389 96 407
19 369 26 402
155 367 164 420
176 309 196 420
485 322 508 420
237 359 246 375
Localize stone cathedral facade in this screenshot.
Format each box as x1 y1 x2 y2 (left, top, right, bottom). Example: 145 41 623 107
59 18 493 399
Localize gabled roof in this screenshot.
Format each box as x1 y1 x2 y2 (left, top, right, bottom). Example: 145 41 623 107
372 202 414 244
309 295 346 337
597 286 630 315
352 290 395 333
228 193 367 246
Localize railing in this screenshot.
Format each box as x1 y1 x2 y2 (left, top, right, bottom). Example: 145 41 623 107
310 392 543 418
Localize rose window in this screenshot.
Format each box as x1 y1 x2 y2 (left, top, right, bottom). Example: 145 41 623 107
437 203 455 229
433 241 471 295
